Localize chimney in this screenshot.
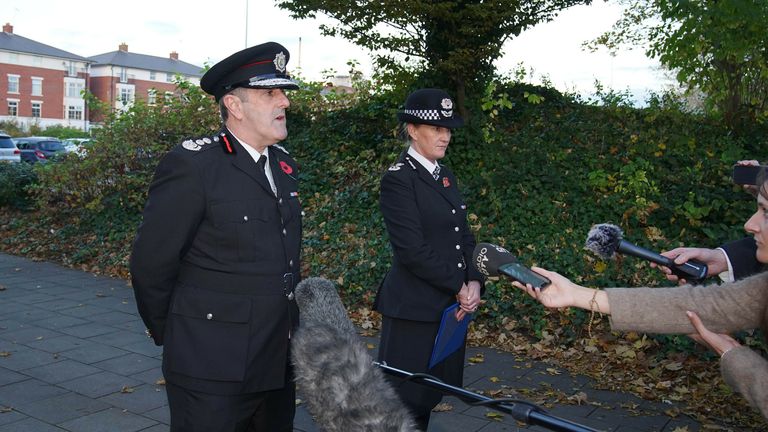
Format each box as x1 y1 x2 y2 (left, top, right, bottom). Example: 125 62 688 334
3 23 13 34
119 43 128 52
170 51 179 60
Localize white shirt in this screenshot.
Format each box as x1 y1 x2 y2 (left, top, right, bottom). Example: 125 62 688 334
407 146 439 176
231 131 278 196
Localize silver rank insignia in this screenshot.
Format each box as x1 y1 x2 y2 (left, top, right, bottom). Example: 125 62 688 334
274 52 287 73
441 98 453 118
182 139 201 151
388 162 404 171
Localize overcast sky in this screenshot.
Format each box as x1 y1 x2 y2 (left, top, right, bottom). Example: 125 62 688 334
1 0 671 103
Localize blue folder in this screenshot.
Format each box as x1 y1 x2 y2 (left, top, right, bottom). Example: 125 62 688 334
429 303 473 369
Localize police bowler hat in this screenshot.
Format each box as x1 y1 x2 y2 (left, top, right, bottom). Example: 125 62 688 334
397 88 463 129
201 42 299 101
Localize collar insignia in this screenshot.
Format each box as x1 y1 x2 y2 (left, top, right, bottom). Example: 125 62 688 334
388 162 404 171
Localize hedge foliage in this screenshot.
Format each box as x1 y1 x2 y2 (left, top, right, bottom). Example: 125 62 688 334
2 77 767 348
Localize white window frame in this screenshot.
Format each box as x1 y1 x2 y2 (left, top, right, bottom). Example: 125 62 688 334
166 72 173 83
31 77 43 96
68 105 83 120
31 101 42 118
7 74 19 93
120 67 128 83
119 86 134 106
149 71 156 81
147 89 157 106
7 99 19 116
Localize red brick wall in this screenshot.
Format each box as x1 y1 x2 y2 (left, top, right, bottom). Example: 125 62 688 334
1 64 66 118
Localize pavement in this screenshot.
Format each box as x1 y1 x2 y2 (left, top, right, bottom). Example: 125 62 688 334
0 252 716 432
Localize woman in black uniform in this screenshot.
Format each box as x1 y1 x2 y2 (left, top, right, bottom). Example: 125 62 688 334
375 88 484 431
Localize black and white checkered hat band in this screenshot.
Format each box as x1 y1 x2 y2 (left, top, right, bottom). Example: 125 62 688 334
403 109 444 120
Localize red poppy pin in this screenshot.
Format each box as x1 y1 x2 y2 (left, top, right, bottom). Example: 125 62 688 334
442 177 450 188
280 161 293 175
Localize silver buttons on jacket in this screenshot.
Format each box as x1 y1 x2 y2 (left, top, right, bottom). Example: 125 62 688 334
454 227 459 232
455 245 461 250
206 313 213 320
457 263 463 268
243 216 248 222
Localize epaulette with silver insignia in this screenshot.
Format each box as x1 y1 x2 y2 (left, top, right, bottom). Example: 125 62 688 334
388 162 404 171
274 144 290 154
182 135 215 152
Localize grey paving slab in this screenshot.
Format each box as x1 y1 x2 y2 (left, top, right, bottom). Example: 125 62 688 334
56 304 113 319
0 406 26 426
97 383 167 414
129 368 164 386
31 298 88 313
20 359 102 384
57 322 120 339
59 342 130 364
57 407 157 432
0 325 63 344
0 378 69 406
139 425 169 432
1 306 55 323
120 340 163 358
31 314 91 330
0 346 63 371
84 310 139 326
91 353 160 376
142 405 170 425
22 334 93 354
91 330 148 348
0 417 66 431
0 368 27 386
12 392 110 424
57 371 142 399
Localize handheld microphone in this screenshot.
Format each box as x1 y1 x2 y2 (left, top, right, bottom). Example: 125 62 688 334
292 277 417 432
584 223 708 281
472 243 551 289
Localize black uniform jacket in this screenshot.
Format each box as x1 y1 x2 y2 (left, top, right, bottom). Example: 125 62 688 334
130 128 301 395
721 236 764 280
375 152 484 322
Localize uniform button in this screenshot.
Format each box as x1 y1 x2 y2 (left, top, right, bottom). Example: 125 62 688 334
289 260 294 267
454 227 459 232
279 198 283 204
243 215 248 221
455 245 461 250
282 228 287 235
301 211 306 217
452 209 456 214
206 313 213 320
457 263 463 268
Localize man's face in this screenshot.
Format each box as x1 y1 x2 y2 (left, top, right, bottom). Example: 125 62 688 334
237 88 291 148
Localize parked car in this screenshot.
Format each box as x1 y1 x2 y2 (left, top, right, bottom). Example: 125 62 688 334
0 133 21 163
63 138 94 156
15 137 67 163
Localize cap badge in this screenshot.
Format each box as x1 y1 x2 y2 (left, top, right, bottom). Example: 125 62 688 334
440 98 453 118
182 139 201 151
274 52 287 73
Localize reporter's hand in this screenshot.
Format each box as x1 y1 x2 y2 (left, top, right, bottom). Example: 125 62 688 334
686 310 741 357
650 247 726 284
736 159 760 197
511 267 578 308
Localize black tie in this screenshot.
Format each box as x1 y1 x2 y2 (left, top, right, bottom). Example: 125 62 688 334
256 156 275 194
432 165 441 181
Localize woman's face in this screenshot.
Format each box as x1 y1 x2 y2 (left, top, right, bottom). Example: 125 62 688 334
408 123 452 163
745 186 768 264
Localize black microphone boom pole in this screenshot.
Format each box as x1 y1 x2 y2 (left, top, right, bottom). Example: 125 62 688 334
374 362 600 432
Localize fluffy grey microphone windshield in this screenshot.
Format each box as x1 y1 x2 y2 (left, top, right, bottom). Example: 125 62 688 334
584 223 623 260
292 277 417 432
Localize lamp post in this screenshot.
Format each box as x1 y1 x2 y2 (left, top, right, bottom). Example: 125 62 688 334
245 0 249 47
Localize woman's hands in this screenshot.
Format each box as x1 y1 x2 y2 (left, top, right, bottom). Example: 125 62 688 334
686 310 741 357
455 280 482 320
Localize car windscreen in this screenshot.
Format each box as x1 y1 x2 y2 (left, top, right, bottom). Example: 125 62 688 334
0 137 15 148
39 141 65 151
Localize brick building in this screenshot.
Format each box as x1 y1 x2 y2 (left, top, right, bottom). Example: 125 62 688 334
0 23 92 131
0 23 203 131
88 43 203 123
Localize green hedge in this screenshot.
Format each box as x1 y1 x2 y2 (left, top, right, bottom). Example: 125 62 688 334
2 79 766 346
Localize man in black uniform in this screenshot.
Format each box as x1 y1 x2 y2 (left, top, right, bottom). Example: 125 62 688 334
130 42 302 432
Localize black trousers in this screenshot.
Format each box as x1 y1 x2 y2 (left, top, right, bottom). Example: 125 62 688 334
378 316 466 431
166 381 295 432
